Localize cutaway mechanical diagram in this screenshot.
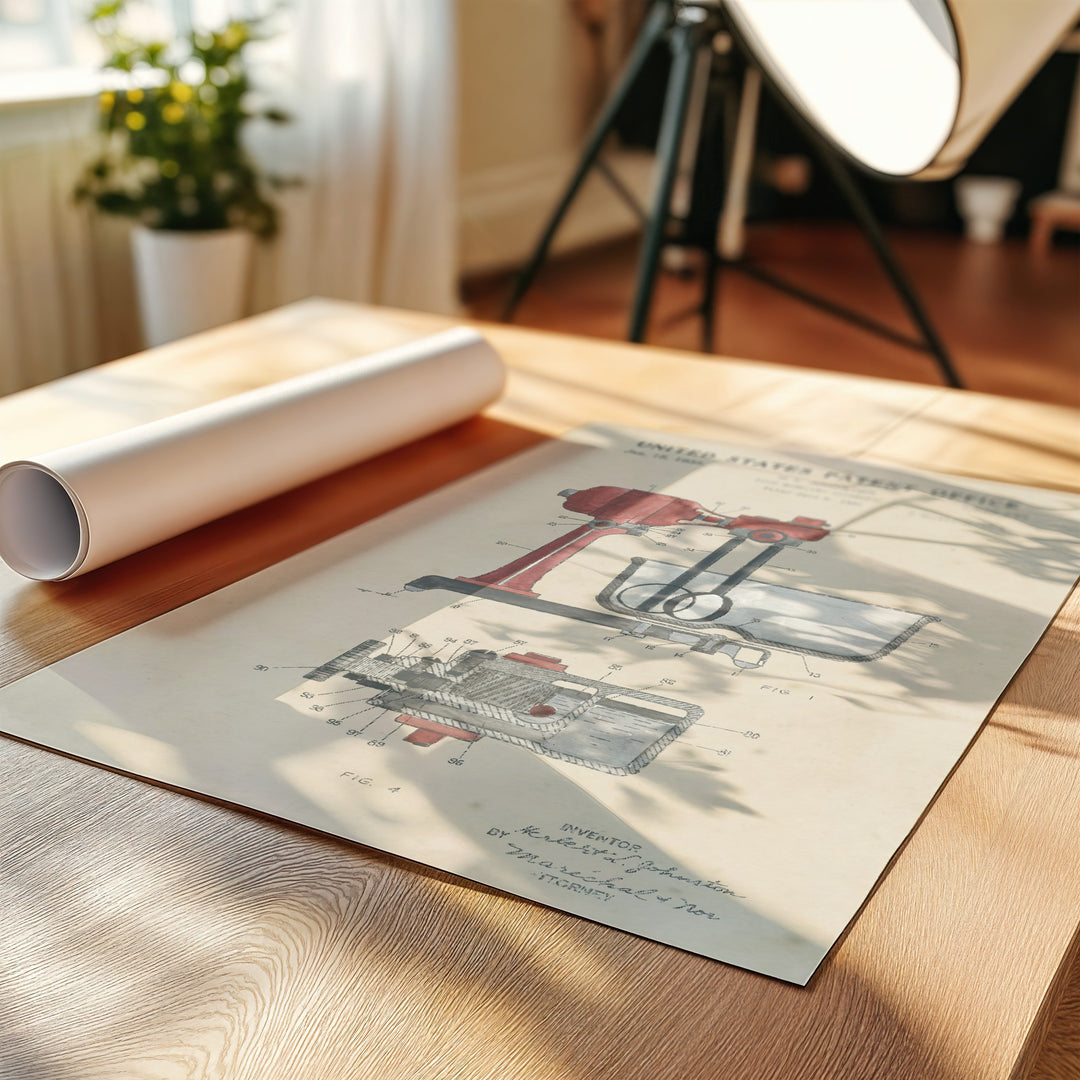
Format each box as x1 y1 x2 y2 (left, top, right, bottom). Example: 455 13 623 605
406 485 935 662
304 641 703 775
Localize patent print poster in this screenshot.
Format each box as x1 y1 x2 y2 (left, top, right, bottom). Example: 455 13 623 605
2 426 1078 984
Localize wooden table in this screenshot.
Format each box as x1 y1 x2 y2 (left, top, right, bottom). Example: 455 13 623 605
1 298 1078 1080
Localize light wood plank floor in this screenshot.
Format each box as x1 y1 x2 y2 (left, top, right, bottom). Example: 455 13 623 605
466 222 1079 408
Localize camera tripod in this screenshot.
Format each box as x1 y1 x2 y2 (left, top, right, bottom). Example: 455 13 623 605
502 0 964 389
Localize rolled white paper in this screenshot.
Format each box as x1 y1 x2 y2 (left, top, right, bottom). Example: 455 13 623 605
0 327 505 581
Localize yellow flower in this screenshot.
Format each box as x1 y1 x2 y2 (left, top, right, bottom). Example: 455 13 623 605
99 91 115 111
161 160 180 178
162 102 185 124
125 112 146 131
220 24 246 49
126 88 144 104
170 82 193 103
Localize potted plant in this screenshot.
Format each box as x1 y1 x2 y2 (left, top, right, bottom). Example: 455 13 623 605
75 0 289 347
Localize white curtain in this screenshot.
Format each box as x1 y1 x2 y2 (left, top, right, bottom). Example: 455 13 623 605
251 0 461 317
0 98 129 397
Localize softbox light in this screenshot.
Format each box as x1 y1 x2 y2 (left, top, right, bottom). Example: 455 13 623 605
724 0 1080 179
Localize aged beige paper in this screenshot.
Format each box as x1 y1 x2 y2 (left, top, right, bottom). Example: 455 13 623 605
1 425 1077 984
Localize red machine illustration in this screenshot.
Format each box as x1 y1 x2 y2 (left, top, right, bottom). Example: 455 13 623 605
458 486 829 598
407 483 932 663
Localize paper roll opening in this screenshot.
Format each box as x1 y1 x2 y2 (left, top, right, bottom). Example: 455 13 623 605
0 464 86 580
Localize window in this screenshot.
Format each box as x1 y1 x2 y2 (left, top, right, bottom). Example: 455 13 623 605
0 0 84 72
0 1 259 103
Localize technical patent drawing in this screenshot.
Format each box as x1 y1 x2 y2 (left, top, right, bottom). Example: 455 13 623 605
305 640 703 775
406 484 933 662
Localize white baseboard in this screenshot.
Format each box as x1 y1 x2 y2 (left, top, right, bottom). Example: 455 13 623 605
458 148 655 277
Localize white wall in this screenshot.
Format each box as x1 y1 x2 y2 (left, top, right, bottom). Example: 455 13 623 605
456 0 652 276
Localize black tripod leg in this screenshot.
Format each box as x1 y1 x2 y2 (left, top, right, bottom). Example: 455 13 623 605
628 17 707 343
502 0 671 321
701 247 719 351
700 63 744 353
814 142 964 389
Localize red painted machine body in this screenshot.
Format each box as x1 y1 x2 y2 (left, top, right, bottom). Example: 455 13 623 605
725 514 830 545
560 487 719 528
458 486 830 596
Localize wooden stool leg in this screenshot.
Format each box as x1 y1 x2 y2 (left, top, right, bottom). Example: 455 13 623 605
1029 211 1055 257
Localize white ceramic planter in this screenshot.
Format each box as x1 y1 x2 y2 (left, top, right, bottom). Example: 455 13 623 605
131 225 254 347
953 176 1022 244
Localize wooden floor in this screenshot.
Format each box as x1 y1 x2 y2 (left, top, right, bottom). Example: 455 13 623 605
465 222 1080 409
